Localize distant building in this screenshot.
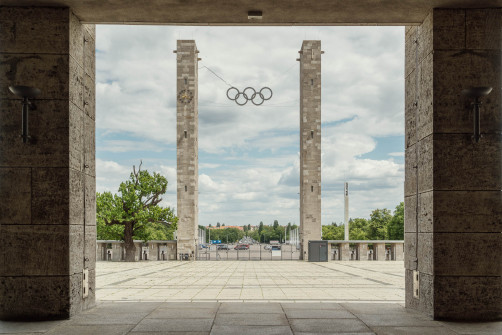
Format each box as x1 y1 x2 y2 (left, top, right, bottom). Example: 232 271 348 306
209 225 244 231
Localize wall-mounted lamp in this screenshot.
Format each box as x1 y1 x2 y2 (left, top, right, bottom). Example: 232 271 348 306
8 85 41 143
461 86 492 143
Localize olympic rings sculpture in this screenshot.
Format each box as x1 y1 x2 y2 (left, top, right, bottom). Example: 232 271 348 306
226 87 273 106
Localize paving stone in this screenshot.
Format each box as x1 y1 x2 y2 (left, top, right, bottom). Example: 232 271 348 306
356 314 436 327
218 302 283 314
371 326 456 335
284 309 355 319
214 313 288 326
147 308 216 319
91 302 162 314
0 320 66 333
439 321 502 334
68 312 149 325
290 319 371 333
210 325 292 335
46 324 134 335
281 302 344 310
132 318 213 332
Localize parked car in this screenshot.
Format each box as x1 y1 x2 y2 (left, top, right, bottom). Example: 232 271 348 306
234 244 249 250
199 244 208 249
264 245 272 250
217 244 230 250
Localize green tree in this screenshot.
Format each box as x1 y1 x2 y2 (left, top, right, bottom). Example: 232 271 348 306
348 218 369 240
216 222 221 228
387 202 404 240
322 225 344 240
368 208 392 239
273 220 279 229
97 163 177 261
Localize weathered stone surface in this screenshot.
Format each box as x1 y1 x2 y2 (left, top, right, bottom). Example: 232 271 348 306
0 168 30 225
417 134 432 193
69 12 84 66
404 232 416 270
85 175 96 226
434 233 501 276
69 56 84 110
0 54 69 100
83 74 95 120
417 233 433 275
85 225 97 270
417 52 433 141
84 114 96 177
418 191 433 233
433 50 501 134
0 275 70 320
69 101 84 172
404 68 416 148
405 270 433 318
433 191 502 232
83 30 95 78
0 7 69 54
466 9 502 50
83 24 96 39
69 224 84 275
432 9 465 50
0 99 70 167
404 145 417 197
433 133 502 191
32 168 69 225
434 276 502 320
0 224 69 276
404 195 416 233
70 169 84 225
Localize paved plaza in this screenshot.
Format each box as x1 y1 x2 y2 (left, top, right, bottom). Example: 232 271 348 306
2 261 501 334
96 261 405 302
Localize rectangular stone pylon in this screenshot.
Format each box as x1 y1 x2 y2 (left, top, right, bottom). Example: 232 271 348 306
299 40 322 260
176 40 199 259
0 7 96 319
405 8 501 320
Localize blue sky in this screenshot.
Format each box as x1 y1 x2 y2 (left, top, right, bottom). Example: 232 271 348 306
95 25 405 227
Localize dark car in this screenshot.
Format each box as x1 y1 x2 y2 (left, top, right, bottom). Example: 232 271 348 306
217 244 230 250
234 244 249 250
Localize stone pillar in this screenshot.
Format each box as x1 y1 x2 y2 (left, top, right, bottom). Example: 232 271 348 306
391 243 404 261
298 40 322 260
176 40 199 259
405 8 501 320
358 243 368 261
374 243 385 261
340 243 351 261
0 7 96 320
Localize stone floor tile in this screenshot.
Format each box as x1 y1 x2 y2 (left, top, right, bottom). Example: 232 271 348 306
210 325 293 335
284 309 356 319
131 333 209 335
371 326 457 335
289 318 371 333
214 313 288 326
45 324 135 335
356 314 437 327
67 312 150 325
91 301 162 314
0 321 66 334
341 303 413 315
281 302 344 310
439 321 502 334
218 302 283 314
147 308 217 319
131 318 214 332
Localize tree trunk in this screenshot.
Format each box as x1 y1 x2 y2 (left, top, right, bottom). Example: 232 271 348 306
124 222 136 262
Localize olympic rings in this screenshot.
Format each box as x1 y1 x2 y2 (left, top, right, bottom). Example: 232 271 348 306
226 86 273 106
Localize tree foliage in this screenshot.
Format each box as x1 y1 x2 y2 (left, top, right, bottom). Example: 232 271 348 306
321 202 404 241
97 163 177 261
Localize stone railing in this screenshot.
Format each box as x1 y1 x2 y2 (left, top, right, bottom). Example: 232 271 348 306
327 240 404 261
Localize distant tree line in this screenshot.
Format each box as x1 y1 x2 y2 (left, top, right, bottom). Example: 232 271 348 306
322 202 404 241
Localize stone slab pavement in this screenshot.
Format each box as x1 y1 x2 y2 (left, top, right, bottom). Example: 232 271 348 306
1 302 501 334
96 261 405 302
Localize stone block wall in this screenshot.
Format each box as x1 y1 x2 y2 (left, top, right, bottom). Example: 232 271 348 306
405 8 501 320
176 40 199 259
0 7 95 320
299 40 322 260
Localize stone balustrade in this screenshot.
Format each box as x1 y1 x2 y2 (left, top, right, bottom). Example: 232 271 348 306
328 240 404 261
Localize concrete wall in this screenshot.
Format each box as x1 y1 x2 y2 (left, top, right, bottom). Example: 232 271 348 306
405 8 502 320
176 40 199 259
0 7 96 319
299 40 322 260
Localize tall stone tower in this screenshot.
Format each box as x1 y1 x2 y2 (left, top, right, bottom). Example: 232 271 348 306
175 40 199 259
298 40 322 260
344 182 349 240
